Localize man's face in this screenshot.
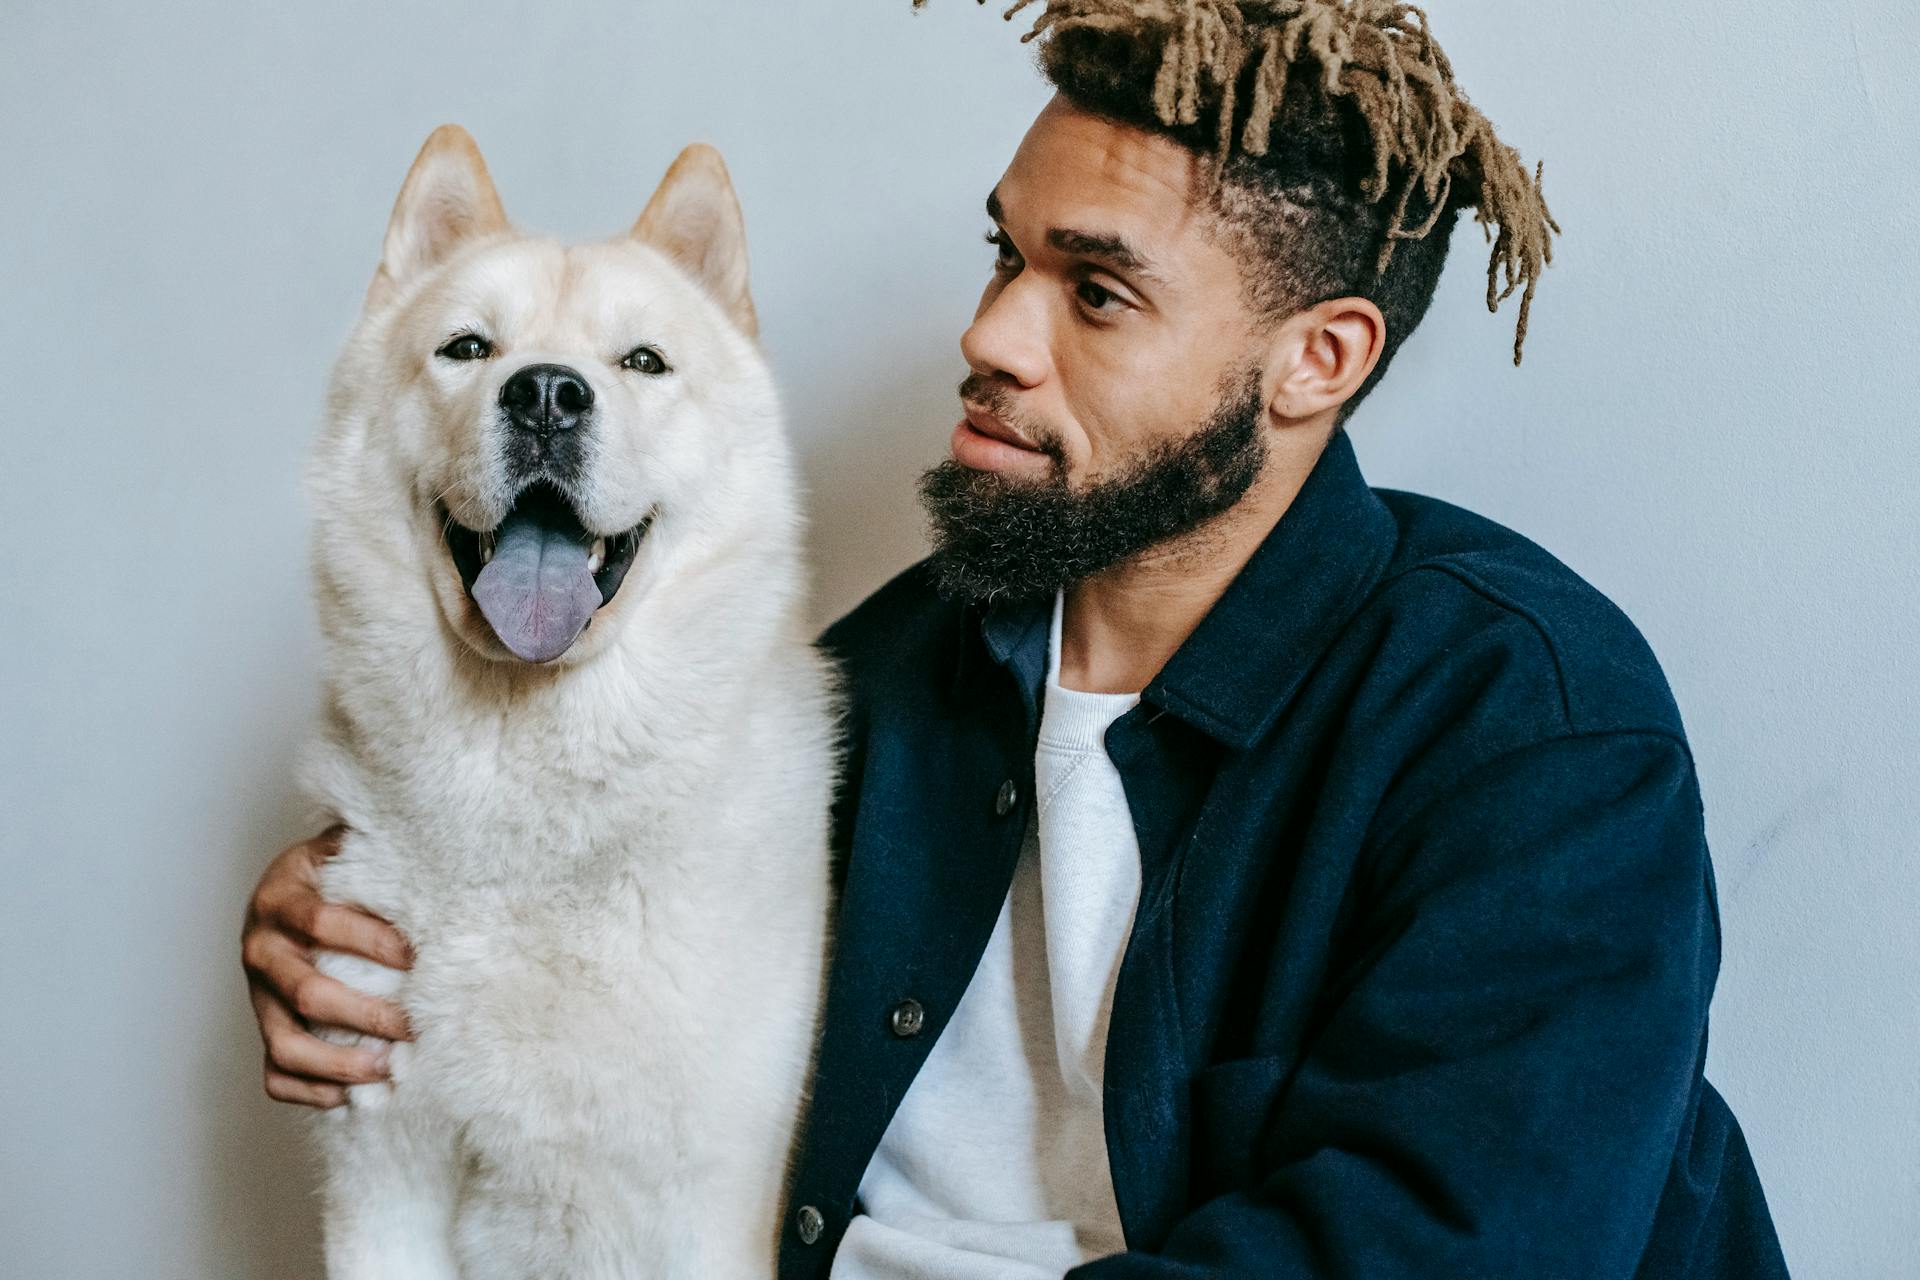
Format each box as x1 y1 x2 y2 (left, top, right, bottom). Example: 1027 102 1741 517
922 95 1276 601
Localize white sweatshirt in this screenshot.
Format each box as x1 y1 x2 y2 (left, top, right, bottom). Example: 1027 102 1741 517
832 590 1143 1280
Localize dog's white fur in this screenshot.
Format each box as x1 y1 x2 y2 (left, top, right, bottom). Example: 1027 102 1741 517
295 125 834 1279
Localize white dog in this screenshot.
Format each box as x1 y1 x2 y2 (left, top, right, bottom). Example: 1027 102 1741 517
294 124 835 1279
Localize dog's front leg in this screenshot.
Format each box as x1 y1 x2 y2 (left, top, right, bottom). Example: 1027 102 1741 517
318 1070 459 1280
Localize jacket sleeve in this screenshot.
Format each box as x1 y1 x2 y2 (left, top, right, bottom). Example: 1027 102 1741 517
1068 729 1720 1279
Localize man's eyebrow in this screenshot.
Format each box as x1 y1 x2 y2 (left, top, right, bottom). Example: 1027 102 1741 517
1044 227 1165 286
985 188 1166 287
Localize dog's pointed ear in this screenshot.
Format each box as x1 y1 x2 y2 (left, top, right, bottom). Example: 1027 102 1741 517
366 124 510 310
631 144 758 339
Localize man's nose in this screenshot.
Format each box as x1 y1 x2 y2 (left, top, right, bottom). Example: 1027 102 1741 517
499 363 594 436
961 280 1050 390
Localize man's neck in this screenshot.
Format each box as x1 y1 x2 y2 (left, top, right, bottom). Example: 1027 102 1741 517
1056 427 1332 695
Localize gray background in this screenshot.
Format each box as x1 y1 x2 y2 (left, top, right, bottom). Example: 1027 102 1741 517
3 1 1915 1275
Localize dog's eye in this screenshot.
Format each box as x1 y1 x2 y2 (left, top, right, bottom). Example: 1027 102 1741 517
621 345 670 376
437 334 493 361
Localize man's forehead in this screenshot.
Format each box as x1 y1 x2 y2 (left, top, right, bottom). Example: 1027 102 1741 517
993 97 1209 246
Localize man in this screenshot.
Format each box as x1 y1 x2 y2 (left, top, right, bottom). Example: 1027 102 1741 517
242 2 1789 1276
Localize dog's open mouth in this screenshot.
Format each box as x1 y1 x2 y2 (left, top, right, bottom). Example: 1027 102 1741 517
439 480 653 663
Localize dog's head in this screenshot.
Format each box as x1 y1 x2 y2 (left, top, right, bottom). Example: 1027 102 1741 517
312 125 790 669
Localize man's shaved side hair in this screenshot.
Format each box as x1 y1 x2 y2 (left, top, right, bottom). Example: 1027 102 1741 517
916 0 1563 424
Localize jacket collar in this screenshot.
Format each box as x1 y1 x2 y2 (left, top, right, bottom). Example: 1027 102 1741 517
965 426 1398 750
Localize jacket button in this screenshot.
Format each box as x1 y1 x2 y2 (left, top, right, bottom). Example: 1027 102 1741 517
994 779 1019 817
888 998 925 1038
796 1204 824 1245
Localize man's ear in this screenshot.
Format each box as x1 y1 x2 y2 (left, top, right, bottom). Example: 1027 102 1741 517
1264 298 1386 423
631 143 757 339
365 124 510 311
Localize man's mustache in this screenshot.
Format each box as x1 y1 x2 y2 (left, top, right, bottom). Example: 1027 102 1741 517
956 373 1066 463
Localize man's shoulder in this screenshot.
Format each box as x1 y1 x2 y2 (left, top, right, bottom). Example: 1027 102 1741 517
814 494 1693 745
1364 487 1688 744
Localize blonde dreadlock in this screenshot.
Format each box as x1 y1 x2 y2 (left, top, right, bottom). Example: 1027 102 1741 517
913 0 1561 365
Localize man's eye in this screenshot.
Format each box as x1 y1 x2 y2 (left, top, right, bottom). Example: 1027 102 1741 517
1076 280 1121 313
984 229 1020 272
621 345 670 376
436 334 493 361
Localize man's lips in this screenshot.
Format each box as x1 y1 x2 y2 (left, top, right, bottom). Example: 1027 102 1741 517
962 402 1038 450
951 402 1049 473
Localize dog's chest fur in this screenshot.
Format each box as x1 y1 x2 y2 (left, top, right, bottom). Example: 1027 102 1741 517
303 639 834 1277
325 735 814 1085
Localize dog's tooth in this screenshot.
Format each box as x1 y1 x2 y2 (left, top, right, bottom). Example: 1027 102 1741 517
480 532 495 565
587 537 607 573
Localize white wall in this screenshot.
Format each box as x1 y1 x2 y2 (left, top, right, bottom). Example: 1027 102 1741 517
2 1 1913 1275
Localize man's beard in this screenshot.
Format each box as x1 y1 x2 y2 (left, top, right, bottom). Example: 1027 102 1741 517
918 363 1269 603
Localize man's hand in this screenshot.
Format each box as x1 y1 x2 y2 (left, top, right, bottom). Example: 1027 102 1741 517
241 824 414 1108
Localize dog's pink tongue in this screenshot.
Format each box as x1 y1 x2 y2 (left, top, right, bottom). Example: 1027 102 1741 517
470 516 601 663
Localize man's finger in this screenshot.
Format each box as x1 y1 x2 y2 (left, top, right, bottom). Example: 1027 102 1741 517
306 901 413 971
248 931 414 1042
248 826 346 927
253 987 391 1083
264 1061 349 1110
290 968 413 1044
245 830 413 969
249 846 327 934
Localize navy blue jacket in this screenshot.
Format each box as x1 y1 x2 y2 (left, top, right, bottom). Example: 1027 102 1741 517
778 427 1788 1279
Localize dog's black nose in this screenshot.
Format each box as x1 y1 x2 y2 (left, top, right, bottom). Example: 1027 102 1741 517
500 364 594 436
